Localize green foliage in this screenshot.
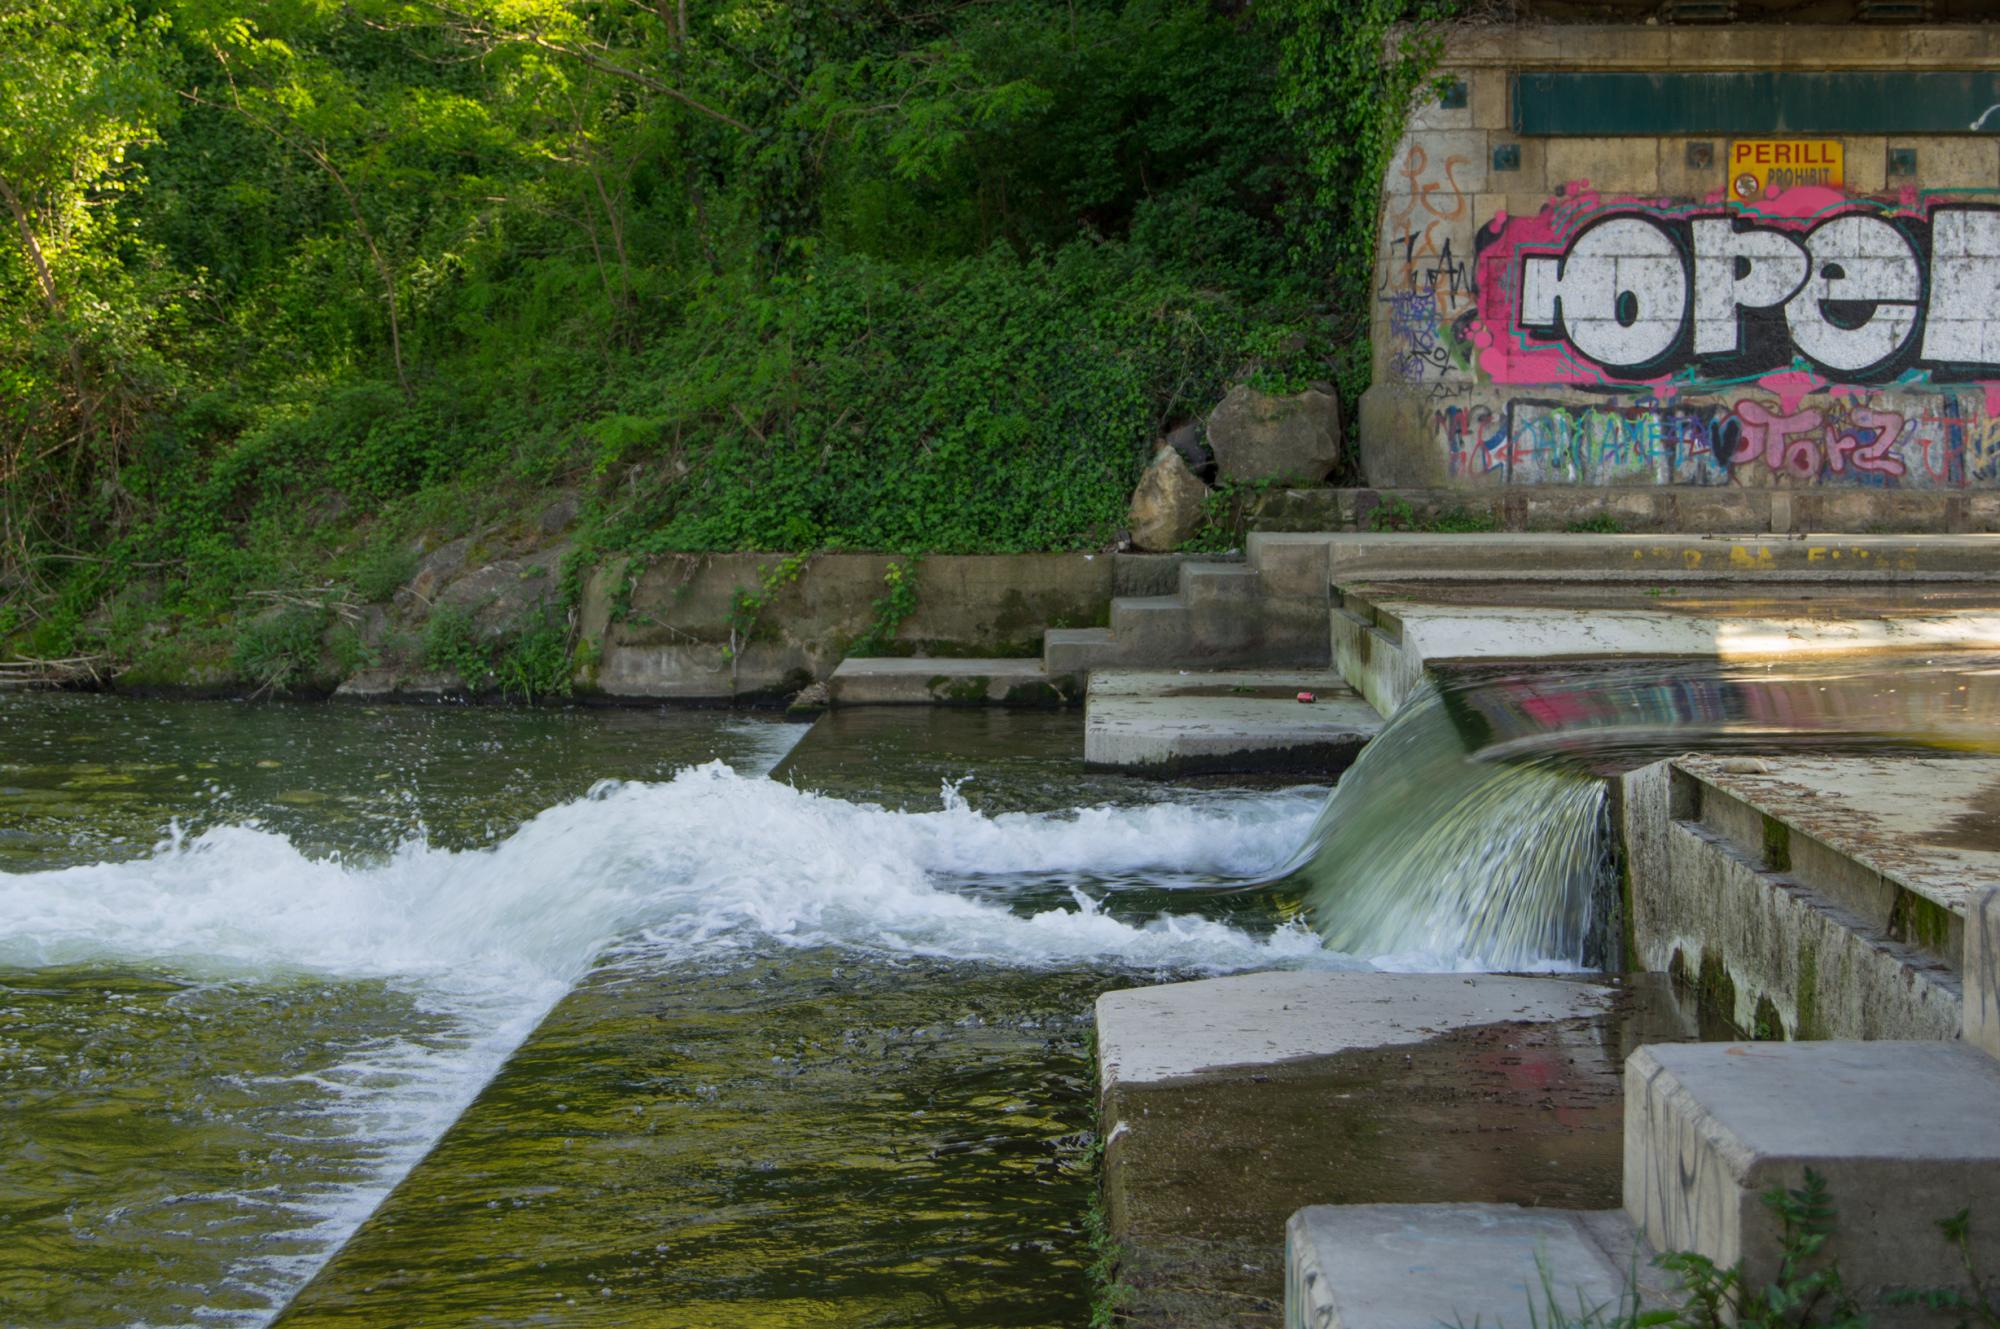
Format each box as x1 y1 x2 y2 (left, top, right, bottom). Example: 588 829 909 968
724 553 813 665
423 603 492 689
1271 0 1455 403
495 604 574 701
1367 495 1418 532
231 604 328 692
1885 1210 2000 1328
848 559 920 658
1429 504 1498 533
349 541 418 603
1566 512 1628 534
0 0 1419 656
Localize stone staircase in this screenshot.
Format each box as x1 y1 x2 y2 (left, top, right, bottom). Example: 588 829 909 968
1283 894 2000 1329
829 537 1341 706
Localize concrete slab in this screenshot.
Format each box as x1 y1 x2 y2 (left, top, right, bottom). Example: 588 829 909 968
1096 971 1693 1328
1335 586 2000 715
1971 892 2000 1061
1618 759 1964 1044
1320 533 2000 585
1626 1040 2000 1316
1677 755 2000 966
1083 670 1381 776
826 656 1064 706
1096 970 1617 1094
1285 1205 1667 1329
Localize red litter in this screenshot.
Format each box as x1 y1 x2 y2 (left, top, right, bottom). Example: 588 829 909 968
1296 690 1316 704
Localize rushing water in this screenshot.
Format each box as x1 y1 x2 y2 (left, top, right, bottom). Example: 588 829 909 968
1282 654 2000 970
0 697 1334 1329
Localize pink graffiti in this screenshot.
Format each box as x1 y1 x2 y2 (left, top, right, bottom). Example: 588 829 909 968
1731 401 1906 477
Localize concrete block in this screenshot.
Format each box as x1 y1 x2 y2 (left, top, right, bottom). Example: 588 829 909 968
1287 1205 1666 1329
1042 626 1121 679
826 657 1059 706
1845 136 1889 196
1546 138 1661 197
1658 138 1726 201
1784 25 1904 67
1382 130 1491 197
1970 891 2000 1061
1889 137 2000 193
1469 69 1509 131
1097 971 1617 1093
1097 970 1691 1328
1669 25 1784 69
1405 73 1472 133
1625 1040 2000 1312
1083 669 1379 776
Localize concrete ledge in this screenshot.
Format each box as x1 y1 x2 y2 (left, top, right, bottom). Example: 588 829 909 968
1096 971 1692 1328
826 657 1065 706
1971 892 2000 1062
1619 759 1964 1043
1082 670 1380 777
1324 534 2000 584
1626 1040 2000 1318
1286 1205 1666 1329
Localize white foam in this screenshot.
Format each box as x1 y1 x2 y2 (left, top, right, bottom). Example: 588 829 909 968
0 764 1328 983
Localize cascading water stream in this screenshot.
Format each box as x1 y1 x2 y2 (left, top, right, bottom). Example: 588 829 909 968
1281 655 2000 971
1276 680 1610 970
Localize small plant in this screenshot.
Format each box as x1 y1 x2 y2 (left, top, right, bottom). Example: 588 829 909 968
1886 1210 2000 1328
1367 495 1418 532
232 605 329 694
495 604 574 701
1428 504 1499 533
848 559 921 658
349 542 419 603
723 552 814 677
1081 1139 1135 1329
424 603 493 689
1567 512 1627 534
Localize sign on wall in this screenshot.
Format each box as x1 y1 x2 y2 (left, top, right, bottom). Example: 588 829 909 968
1730 140 1843 202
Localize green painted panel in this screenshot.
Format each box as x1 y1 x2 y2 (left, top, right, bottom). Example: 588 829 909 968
1512 71 2000 136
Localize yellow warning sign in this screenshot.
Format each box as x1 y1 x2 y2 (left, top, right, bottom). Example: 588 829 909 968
1730 140 1844 202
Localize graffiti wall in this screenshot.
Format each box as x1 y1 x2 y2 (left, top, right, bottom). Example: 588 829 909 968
1368 45 2000 491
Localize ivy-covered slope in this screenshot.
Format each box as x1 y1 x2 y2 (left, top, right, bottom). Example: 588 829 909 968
0 0 1442 686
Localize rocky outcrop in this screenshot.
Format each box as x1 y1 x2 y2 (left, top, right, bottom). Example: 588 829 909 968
1205 384 1342 485
1128 445 1210 552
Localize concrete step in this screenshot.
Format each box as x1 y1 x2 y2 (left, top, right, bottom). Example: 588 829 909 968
1625 1039 2000 1316
1324 533 2000 584
826 657 1063 706
1178 559 1262 606
1093 970 1693 1328
1286 1205 1668 1329
1043 626 1124 679
1083 669 1381 776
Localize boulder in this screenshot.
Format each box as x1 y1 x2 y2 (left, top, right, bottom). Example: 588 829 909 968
1128 445 1210 553
1205 384 1342 485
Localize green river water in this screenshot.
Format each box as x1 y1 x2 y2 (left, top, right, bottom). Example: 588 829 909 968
0 697 1333 1328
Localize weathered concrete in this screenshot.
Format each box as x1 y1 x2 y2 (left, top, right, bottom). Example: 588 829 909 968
1285 1205 1667 1329
1334 581 2000 717
1095 971 1693 1329
577 552 1110 700
826 657 1066 707
1366 24 2000 496
1971 891 2000 1061
1233 487 2000 537
1626 1040 2000 1319
1618 758 1965 1043
1082 670 1380 777
1321 533 2000 585
1682 755 2000 968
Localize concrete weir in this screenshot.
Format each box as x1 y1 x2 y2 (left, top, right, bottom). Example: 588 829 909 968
1093 971 1692 1328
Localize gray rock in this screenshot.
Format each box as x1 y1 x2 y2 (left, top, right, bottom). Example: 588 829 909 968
434 539 572 636
1162 420 1212 480
1205 384 1342 485
1127 446 1210 553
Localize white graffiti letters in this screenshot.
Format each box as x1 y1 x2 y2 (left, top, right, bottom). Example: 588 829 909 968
1519 206 2000 378
1784 216 1920 372
1691 219 1807 355
1522 218 1686 370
